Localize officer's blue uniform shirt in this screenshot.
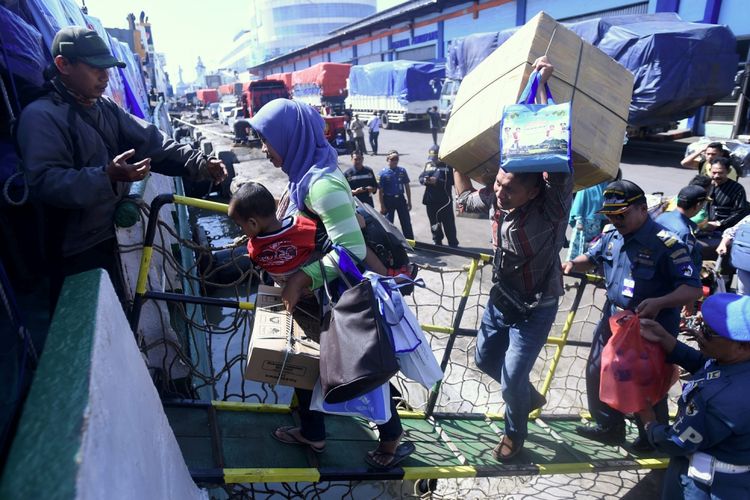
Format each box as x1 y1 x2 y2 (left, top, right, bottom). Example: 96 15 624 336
585 217 701 333
646 341 750 497
379 166 410 196
656 210 702 269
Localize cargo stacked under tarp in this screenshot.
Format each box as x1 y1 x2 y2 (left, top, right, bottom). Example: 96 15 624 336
291 63 350 112
440 11 634 191
445 12 737 128
345 60 445 125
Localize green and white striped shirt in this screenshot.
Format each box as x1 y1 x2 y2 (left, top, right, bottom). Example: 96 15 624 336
301 169 367 289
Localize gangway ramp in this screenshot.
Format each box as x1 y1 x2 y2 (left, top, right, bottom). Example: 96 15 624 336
164 400 668 486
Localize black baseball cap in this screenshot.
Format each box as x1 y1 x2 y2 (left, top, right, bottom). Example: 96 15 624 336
52 26 126 69
677 185 711 205
598 180 647 215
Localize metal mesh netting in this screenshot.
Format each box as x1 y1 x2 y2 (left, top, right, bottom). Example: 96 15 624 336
124 203 669 499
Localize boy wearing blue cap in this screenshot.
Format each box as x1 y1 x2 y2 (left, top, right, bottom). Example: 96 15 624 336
638 293 750 499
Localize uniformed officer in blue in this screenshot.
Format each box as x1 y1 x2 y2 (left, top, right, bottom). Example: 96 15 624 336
656 185 709 269
637 293 750 499
419 145 458 247
563 180 702 449
378 150 414 240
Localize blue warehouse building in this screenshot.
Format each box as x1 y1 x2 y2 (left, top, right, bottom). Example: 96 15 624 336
249 0 750 137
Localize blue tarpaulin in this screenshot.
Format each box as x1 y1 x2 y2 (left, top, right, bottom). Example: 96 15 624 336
447 13 738 126
349 60 445 105
0 6 46 88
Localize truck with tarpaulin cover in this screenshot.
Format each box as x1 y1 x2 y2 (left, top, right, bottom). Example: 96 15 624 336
195 88 219 105
346 60 445 127
239 80 289 119
266 72 293 94
291 63 350 114
441 13 738 135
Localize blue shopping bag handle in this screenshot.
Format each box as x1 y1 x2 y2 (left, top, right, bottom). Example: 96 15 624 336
517 71 555 105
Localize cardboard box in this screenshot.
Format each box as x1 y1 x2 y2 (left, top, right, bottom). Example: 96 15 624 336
440 11 634 191
244 286 320 390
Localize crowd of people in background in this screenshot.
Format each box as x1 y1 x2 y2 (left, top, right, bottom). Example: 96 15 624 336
13 26 750 496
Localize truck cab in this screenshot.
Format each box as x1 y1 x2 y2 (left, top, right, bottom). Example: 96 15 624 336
439 79 460 124
242 80 289 118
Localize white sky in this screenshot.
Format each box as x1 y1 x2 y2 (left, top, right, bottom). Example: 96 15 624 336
78 0 405 85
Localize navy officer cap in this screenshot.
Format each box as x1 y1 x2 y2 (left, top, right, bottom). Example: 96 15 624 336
597 179 647 215
702 293 750 342
677 185 711 205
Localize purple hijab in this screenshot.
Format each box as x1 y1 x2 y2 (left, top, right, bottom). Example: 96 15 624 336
249 99 339 211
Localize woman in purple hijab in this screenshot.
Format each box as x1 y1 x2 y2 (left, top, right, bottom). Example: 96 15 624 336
249 99 412 469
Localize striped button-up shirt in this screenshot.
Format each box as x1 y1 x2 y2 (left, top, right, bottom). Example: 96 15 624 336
494 172 574 299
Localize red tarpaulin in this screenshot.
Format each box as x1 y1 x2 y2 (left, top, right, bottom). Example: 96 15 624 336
196 88 219 104
266 72 293 92
291 63 350 97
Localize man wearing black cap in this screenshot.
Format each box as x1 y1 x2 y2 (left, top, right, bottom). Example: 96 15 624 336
16 26 226 304
637 294 750 498
656 185 709 269
418 145 458 247
563 180 702 450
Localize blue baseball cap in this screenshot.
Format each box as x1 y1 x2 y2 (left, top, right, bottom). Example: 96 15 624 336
702 293 750 342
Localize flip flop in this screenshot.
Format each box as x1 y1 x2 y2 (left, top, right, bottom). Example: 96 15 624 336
271 426 326 453
492 435 523 462
364 441 416 469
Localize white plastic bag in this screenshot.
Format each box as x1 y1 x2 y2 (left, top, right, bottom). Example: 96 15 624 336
310 379 391 424
396 340 443 389
368 273 422 353
365 272 443 389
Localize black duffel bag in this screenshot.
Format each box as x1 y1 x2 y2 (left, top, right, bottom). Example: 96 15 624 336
318 250 399 404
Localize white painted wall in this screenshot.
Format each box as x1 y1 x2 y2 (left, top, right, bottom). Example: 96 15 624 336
75 273 207 500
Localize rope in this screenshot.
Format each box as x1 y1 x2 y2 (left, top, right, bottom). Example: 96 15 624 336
124 200 686 497
0 69 28 206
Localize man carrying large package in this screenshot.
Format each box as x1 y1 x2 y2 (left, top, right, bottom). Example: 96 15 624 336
444 12 636 461
468 56 575 461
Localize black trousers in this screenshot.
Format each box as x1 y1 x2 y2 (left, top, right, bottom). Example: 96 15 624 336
369 132 379 155
355 136 367 154
430 127 438 145
383 195 413 240
585 302 669 434
425 202 458 246
295 384 403 442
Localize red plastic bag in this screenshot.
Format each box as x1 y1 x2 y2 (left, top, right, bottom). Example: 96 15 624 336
600 311 678 413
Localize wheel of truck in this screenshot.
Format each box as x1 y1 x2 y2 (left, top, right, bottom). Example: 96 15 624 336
380 113 389 129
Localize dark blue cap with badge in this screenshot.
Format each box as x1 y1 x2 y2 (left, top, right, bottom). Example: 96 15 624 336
52 26 126 69
702 293 750 342
597 179 647 215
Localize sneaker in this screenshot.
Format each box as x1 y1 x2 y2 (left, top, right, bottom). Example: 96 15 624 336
575 423 626 446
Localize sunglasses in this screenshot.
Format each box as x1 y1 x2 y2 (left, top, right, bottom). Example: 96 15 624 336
388 156 399 161
605 206 632 222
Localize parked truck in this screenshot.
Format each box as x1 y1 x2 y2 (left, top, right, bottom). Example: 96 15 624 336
441 13 738 135
346 60 445 127
266 72 293 94
240 80 289 119
291 63 350 114
195 88 219 105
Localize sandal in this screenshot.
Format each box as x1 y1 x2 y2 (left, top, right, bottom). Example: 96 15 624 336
492 435 523 462
271 426 325 453
364 441 416 469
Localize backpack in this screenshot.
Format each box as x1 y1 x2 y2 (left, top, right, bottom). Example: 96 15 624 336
354 198 411 270
731 223 750 272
